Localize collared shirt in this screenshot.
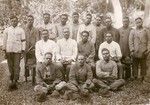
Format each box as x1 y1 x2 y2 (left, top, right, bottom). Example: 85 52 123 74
35 39 58 62
39 22 57 40
98 41 122 59
96 60 118 78
36 62 63 85
69 62 93 85
77 23 96 44
78 41 95 61
129 28 148 58
57 38 77 61
119 27 132 57
70 22 80 40
3 26 26 53
55 23 70 39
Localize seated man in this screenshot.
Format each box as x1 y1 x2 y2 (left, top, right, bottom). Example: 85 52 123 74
78 30 96 77
98 33 123 78
34 52 66 102
93 48 125 97
62 54 94 100
56 27 77 81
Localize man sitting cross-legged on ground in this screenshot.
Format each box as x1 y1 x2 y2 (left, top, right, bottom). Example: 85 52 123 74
34 52 66 102
62 54 94 100
93 48 125 97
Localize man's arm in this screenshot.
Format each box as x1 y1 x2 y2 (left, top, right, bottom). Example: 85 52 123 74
98 44 103 60
129 30 135 55
116 43 122 60
21 28 26 52
87 43 95 62
35 42 43 62
91 25 96 44
71 40 78 61
2 28 8 51
111 62 118 79
69 64 78 85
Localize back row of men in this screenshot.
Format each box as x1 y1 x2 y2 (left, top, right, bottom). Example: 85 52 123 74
2 12 150 101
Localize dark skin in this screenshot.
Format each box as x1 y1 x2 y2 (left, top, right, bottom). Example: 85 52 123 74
95 16 102 26
72 14 79 24
122 18 129 29
41 30 49 42
43 14 50 25
77 55 85 67
105 18 112 29
85 15 92 26
102 50 110 63
60 15 68 25
27 16 34 29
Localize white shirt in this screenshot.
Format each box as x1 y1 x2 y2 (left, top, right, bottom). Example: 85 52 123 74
98 41 122 60
77 23 96 44
35 39 58 62
3 26 26 53
57 38 77 61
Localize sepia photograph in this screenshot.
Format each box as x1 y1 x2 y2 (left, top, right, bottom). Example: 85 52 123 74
0 0 150 105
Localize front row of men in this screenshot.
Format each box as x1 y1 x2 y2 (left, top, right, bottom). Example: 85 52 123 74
34 49 125 102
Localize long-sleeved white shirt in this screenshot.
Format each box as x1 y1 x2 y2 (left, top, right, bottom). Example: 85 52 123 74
35 39 58 62
98 41 122 60
57 38 78 61
77 23 96 44
3 26 26 53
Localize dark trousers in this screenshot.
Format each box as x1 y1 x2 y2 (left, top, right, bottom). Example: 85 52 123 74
132 57 146 78
6 53 21 81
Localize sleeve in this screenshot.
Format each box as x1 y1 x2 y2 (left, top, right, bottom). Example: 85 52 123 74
53 65 63 85
71 41 78 61
3 29 8 50
87 43 95 61
35 28 40 42
98 44 103 60
116 43 122 58
96 61 109 78
77 25 82 43
56 41 62 61
35 42 43 62
91 25 96 44
129 30 135 52
111 62 118 78
69 64 78 85
21 29 26 51
116 29 120 43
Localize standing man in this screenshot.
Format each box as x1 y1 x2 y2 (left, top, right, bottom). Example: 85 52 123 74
119 16 132 79
78 31 96 77
63 54 94 100
77 13 96 44
95 14 105 60
98 33 123 79
93 48 125 97
129 17 148 80
35 29 58 63
56 13 69 39
40 13 57 41
56 27 78 81
3 16 26 90
24 15 40 81
70 12 80 41
99 17 120 43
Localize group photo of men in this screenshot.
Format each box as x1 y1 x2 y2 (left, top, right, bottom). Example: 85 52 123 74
1 10 150 103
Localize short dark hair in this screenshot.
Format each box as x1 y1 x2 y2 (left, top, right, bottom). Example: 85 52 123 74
105 33 112 37
28 15 34 19
81 30 89 36
72 12 79 16
77 54 85 59
43 13 50 16
41 29 49 34
44 52 53 57
101 48 110 54
135 17 143 21
61 13 68 18
123 16 129 20
86 13 92 17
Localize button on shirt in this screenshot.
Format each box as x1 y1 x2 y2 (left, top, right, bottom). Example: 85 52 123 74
35 39 58 62
98 41 122 59
77 23 96 44
3 26 26 53
57 38 77 61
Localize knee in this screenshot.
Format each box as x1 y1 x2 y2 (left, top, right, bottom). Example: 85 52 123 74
92 78 98 83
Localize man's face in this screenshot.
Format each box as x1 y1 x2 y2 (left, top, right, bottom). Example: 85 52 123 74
11 18 18 27
85 15 92 24
27 16 34 25
81 32 89 43
123 18 129 27
136 18 143 28
44 54 52 65
41 30 49 41
61 15 68 24
105 33 113 43
78 55 85 66
72 14 79 23
102 50 110 61
105 18 112 27
43 14 50 24
63 28 70 39
96 16 101 25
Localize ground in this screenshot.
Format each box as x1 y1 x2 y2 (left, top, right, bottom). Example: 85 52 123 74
0 53 150 105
